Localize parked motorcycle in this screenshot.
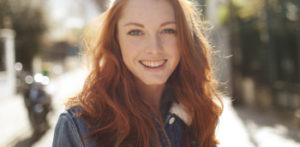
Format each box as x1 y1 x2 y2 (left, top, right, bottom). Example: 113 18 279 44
21 73 52 139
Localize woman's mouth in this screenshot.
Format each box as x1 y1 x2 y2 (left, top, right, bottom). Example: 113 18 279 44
139 59 167 68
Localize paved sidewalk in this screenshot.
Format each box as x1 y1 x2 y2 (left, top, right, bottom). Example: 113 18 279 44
217 98 300 147
0 94 31 146
231 105 300 147
217 98 254 147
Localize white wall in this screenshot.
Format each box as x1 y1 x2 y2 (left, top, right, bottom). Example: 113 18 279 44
207 0 232 93
0 29 16 97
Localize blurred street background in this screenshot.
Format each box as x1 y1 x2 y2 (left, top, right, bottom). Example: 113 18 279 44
0 0 299 146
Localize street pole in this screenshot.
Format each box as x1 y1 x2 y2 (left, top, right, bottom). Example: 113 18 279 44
264 0 277 83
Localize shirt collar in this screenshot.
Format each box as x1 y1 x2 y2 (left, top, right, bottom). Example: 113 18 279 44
159 86 177 120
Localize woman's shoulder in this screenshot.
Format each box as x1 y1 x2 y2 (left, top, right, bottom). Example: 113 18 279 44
64 105 85 121
58 105 95 137
53 105 98 147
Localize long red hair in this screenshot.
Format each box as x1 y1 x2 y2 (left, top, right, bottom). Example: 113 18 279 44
68 0 223 146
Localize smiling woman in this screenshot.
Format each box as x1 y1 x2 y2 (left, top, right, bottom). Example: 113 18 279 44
52 0 223 147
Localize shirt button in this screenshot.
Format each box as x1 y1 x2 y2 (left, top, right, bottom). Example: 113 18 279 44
169 116 175 125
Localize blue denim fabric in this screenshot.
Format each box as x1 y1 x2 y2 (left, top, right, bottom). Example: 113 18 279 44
52 106 197 147
52 107 98 147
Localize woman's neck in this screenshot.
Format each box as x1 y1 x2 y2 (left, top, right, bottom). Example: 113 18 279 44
137 81 165 108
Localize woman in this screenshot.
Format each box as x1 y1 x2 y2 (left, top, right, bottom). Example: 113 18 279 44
53 0 223 146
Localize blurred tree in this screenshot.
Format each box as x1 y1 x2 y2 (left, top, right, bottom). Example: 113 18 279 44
228 0 300 110
0 0 46 72
229 0 300 83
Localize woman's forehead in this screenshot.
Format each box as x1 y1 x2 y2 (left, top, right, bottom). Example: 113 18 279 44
118 0 175 25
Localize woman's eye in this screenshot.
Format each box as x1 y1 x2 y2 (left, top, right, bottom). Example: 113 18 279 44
162 28 176 34
128 30 143 36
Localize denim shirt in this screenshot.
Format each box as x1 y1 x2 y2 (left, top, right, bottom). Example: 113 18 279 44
53 91 198 147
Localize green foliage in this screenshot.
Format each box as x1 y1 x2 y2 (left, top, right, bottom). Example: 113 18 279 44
217 4 229 25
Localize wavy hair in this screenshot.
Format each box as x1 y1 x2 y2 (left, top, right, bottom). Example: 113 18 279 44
68 0 223 146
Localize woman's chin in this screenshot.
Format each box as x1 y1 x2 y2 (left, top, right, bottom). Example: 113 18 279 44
141 80 167 86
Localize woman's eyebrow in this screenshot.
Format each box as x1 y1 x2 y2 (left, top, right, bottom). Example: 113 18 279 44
124 22 144 27
160 21 176 27
123 21 175 27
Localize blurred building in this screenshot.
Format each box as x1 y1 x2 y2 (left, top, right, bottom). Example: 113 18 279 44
39 0 101 75
44 0 101 42
0 0 102 96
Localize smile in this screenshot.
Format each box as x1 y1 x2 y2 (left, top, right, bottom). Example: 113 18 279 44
139 59 167 68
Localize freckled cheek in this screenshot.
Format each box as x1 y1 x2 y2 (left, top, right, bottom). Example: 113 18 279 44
124 39 147 53
163 39 179 54
120 41 143 63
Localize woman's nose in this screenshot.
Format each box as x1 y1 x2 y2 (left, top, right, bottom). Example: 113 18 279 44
145 34 163 55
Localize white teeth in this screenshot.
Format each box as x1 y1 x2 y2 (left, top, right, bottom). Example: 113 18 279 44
140 60 165 68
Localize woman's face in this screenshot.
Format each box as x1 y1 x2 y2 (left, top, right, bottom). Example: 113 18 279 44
118 0 180 86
